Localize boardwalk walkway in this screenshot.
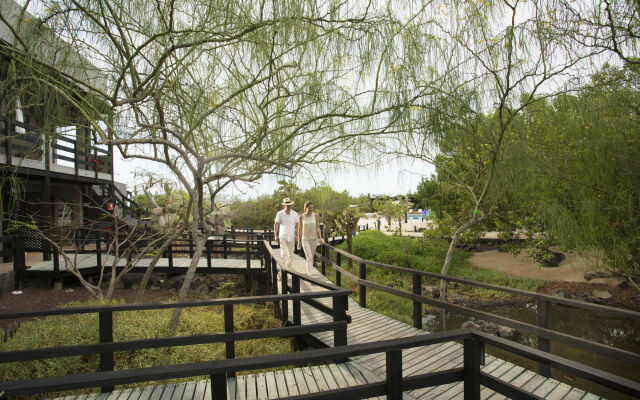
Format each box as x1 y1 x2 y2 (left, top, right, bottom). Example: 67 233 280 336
57 254 599 400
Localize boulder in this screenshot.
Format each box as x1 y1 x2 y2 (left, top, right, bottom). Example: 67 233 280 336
497 326 516 338
461 321 481 330
591 290 613 301
551 288 571 298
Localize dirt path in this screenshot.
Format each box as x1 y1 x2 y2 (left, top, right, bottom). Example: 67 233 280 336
469 250 592 282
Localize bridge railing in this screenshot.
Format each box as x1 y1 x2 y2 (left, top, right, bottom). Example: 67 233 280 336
0 284 351 397
318 242 640 379
1 328 638 399
262 241 350 348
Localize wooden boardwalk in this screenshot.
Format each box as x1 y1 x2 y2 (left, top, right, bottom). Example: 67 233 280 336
56 254 601 400
26 255 262 272
282 254 600 400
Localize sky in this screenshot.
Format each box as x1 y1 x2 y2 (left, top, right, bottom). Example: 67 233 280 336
113 154 435 199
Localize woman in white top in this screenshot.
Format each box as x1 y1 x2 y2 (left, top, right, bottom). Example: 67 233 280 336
298 201 323 275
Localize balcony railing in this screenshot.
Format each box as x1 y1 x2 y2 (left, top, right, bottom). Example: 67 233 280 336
0 114 113 180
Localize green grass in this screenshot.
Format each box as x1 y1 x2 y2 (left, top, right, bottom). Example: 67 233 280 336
326 230 543 325
0 299 288 398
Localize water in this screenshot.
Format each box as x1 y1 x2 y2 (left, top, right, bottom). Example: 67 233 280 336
422 301 640 399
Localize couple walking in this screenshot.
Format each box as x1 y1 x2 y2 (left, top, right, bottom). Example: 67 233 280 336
273 198 323 275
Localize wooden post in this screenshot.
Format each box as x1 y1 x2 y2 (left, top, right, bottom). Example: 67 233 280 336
246 241 251 269
188 233 194 258
96 234 102 270
336 252 342 287
52 246 61 289
463 338 481 400
168 241 174 269
210 373 227 400
282 270 288 324
386 350 403 400
291 275 301 351
13 236 24 290
412 273 422 329
206 240 212 268
333 294 347 347
224 304 235 378
271 256 281 319
99 311 114 393
321 244 326 275
359 261 367 308
537 298 551 377
222 235 228 259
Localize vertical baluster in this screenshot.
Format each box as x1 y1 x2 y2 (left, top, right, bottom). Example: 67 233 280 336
537 298 551 377
359 261 367 308
99 311 114 393
412 273 422 329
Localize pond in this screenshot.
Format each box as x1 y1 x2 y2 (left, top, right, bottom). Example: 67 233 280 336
422 301 640 399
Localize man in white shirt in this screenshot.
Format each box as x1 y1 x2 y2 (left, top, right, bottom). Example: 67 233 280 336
274 198 299 268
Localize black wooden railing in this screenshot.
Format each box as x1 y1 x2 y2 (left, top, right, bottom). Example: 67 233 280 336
317 242 640 379
1 326 638 399
0 114 113 178
0 279 351 398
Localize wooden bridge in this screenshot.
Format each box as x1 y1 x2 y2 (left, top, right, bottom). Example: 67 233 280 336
0 239 638 400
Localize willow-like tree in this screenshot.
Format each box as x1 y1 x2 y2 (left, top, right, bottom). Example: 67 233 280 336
1 0 420 332
373 0 624 298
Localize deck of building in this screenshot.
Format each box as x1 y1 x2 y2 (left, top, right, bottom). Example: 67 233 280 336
56 253 601 400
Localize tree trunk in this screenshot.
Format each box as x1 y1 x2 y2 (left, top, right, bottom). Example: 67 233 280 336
135 228 185 302
169 234 208 334
440 215 485 300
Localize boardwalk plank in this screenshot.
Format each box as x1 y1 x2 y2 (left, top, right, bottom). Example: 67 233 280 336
264 372 278 399
274 371 289 398
192 380 207 400
179 381 196 400
245 373 257 400
309 366 331 392
255 373 268 400
300 367 319 393
148 384 166 400
544 382 573 400
136 385 155 400
559 387 586 400
283 370 300 397
533 378 561 398
292 369 311 395
235 375 247 400
318 365 340 390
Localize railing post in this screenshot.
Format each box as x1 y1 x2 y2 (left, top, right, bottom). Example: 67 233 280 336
99 311 114 393
206 240 212 268
188 233 194 258
13 236 25 290
336 252 342 287
210 373 227 400
224 304 236 378
168 240 174 270
96 234 102 270
246 240 251 269
291 275 301 351
53 246 61 289
537 298 551 377
359 261 367 308
282 270 289 324
332 294 347 347
386 350 403 400
222 235 228 259
271 256 281 320
463 337 481 400
321 245 326 275
412 273 422 329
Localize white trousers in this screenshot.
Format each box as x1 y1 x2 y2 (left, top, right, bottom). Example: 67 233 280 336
301 238 319 274
279 239 295 268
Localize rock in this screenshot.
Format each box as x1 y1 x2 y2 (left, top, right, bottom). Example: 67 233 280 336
497 326 516 338
592 290 613 301
584 270 612 281
115 280 126 289
131 282 140 290
461 320 481 330
551 288 571 298
150 286 161 291
190 283 210 298
542 251 565 268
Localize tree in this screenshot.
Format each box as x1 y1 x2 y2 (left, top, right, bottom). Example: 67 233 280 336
498 64 640 288
2 0 417 333
333 206 363 268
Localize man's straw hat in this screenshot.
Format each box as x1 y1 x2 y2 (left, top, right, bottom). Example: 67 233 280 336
282 198 294 206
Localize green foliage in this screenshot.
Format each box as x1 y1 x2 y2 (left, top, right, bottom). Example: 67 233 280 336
0 299 287 396
496 64 640 282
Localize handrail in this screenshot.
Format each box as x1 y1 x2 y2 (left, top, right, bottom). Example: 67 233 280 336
319 241 640 377
322 242 640 318
1 329 638 399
